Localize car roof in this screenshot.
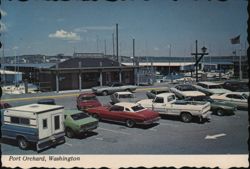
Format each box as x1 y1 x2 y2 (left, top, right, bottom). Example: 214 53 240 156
115 102 138 108
114 91 133 95
156 93 175 97
197 81 220 85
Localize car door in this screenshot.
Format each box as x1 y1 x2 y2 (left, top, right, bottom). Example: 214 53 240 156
225 94 247 108
108 105 124 121
152 97 166 113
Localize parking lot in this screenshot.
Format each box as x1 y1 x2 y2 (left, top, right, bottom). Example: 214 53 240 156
1 85 248 155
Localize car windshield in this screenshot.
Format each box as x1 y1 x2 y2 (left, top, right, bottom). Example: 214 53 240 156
119 94 134 98
71 113 89 120
82 96 97 101
209 85 222 89
131 105 145 112
179 85 197 91
242 93 248 99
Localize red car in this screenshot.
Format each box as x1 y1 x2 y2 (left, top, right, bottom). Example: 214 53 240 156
86 102 160 128
76 93 102 110
0 102 11 110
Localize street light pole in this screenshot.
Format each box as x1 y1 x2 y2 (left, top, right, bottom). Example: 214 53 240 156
191 40 209 82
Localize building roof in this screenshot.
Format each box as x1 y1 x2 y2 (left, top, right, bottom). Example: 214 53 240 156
2 63 56 69
52 57 120 68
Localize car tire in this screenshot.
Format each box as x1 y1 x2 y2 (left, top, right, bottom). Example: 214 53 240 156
216 109 224 116
65 128 75 138
126 89 132 92
92 113 100 120
180 112 192 123
17 137 29 150
126 119 135 128
102 91 108 96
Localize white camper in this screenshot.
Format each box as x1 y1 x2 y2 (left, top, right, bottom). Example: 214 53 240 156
1 104 65 151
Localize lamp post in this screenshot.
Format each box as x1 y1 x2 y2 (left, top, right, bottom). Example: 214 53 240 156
191 40 209 82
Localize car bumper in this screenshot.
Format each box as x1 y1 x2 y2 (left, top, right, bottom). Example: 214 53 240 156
79 124 98 133
139 117 161 125
201 111 212 119
36 132 65 151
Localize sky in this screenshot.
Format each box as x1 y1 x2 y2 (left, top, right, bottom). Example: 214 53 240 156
0 0 248 57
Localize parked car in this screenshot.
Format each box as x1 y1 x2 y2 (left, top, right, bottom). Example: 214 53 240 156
146 88 169 99
37 99 56 105
184 96 236 116
76 93 102 110
64 109 98 138
170 84 205 99
137 93 211 123
110 91 138 104
0 102 11 109
86 102 160 128
221 80 249 92
210 92 248 110
92 82 137 96
194 82 231 96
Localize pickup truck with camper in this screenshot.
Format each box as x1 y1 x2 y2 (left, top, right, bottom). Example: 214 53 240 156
137 93 211 122
1 104 65 151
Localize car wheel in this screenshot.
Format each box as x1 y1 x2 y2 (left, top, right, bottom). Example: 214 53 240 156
65 128 75 138
126 89 132 92
92 113 100 120
126 119 135 128
17 137 29 150
180 112 192 123
102 91 108 96
216 109 224 116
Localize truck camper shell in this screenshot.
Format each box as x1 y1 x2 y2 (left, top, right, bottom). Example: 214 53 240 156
1 104 65 151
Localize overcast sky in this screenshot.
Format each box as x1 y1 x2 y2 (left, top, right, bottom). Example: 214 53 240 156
0 0 248 57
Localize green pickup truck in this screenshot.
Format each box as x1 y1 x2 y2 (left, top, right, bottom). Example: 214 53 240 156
64 110 98 138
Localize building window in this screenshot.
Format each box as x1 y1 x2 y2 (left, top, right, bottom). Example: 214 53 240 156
43 119 48 129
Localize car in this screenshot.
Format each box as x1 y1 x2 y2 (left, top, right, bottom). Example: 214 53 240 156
64 109 99 138
0 102 11 110
37 99 56 105
76 93 102 110
86 102 160 128
170 84 205 99
210 92 248 110
194 82 231 96
221 80 249 92
110 91 138 104
184 95 236 116
92 82 137 96
146 88 169 99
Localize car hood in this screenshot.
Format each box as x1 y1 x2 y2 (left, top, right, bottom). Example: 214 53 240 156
92 86 110 90
73 116 98 126
209 89 231 94
212 100 236 108
79 100 101 106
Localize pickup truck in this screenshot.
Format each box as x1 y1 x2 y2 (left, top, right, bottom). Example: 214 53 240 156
137 93 211 123
92 82 137 96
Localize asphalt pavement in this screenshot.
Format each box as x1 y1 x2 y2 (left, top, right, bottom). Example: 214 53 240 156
0 83 248 154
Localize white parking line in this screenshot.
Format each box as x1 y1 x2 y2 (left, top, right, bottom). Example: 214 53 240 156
95 137 104 141
65 143 73 147
98 127 131 135
149 128 157 131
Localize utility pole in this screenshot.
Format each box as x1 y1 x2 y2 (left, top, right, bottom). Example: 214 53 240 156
112 33 115 58
104 40 107 56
